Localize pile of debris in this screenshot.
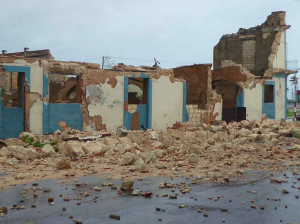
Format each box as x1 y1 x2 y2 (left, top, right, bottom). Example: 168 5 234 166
1 116 300 190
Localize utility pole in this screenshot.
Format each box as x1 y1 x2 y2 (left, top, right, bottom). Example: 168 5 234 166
295 73 298 121
291 69 300 121
102 56 104 69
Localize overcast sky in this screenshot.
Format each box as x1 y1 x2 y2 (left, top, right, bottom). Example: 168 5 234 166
1 0 299 98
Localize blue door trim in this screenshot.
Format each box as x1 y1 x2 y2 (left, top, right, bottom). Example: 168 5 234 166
123 74 152 130
236 85 244 107
3 65 30 90
147 78 152 129
182 81 189 122
262 81 275 119
275 73 289 120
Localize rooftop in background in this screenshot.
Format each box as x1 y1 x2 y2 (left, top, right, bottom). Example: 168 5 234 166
1 48 53 60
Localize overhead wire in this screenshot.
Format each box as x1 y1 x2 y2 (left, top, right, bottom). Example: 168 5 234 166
77 55 199 65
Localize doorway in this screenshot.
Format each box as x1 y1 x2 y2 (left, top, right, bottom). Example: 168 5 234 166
0 70 25 139
262 81 275 119
124 76 152 130
212 80 246 123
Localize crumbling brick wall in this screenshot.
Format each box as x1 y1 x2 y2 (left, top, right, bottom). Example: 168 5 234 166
214 11 290 77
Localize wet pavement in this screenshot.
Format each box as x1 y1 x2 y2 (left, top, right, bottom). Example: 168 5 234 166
0 170 300 224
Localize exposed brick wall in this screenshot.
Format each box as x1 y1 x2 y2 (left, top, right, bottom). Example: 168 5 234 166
186 104 201 125
242 39 256 72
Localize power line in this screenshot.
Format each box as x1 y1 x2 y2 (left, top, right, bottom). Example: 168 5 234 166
78 55 199 65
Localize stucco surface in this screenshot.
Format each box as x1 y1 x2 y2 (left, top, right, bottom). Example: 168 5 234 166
244 82 263 121
152 75 183 130
87 76 124 131
274 76 286 120
30 99 43 134
272 32 286 70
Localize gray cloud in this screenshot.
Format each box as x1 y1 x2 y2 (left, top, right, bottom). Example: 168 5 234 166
1 0 299 97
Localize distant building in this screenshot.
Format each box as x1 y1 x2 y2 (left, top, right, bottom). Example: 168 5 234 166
1 48 53 60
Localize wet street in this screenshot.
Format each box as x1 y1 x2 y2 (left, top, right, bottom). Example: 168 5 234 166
0 170 300 224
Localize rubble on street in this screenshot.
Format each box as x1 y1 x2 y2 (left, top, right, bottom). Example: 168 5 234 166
1 117 300 191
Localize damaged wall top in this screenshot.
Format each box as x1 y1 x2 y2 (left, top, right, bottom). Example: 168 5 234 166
213 11 291 77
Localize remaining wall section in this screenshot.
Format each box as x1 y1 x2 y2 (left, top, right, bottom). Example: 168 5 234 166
274 76 286 120
186 105 200 125
152 76 183 130
242 38 256 73
86 76 124 131
244 82 263 121
272 32 286 69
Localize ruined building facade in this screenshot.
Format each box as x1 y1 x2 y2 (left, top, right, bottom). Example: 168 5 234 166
212 11 291 123
0 11 292 139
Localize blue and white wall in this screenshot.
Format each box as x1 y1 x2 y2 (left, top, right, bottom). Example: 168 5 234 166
0 60 44 137
242 30 288 121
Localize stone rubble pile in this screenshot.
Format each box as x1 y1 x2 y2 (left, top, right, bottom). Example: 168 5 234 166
1 117 300 189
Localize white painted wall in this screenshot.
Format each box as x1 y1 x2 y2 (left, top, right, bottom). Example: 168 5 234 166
273 76 286 120
244 82 263 121
29 66 44 134
213 99 222 120
152 76 183 130
272 31 286 69
30 99 43 134
30 66 44 95
87 76 124 131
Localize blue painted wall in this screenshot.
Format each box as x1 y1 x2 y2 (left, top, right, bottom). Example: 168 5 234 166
1 108 24 139
42 73 82 134
0 66 27 139
123 74 152 130
147 78 152 129
182 81 189 122
236 89 245 107
43 103 82 134
43 73 49 97
262 81 276 119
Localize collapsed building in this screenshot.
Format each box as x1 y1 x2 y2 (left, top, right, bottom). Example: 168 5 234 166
0 11 293 139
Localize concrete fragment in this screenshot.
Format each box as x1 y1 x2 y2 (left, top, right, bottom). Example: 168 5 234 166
5 158 18 165
120 178 134 191
154 149 166 158
0 156 8 164
206 138 216 145
152 141 163 149
82 142 108 154
15 173 26 179
104 137 119 146
128 134 143 145
116 128 128 138
61 141 85 159
9 146 38 160
189 153 199 164
41 144 55 157
53 129 62 135
118 137 132 146
19 132 37 141
122 152 136 165
73 219 83 224
56 157 72 170
0 147 11 157
144 153 158 164
189 145 202 155
136 157 148 171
